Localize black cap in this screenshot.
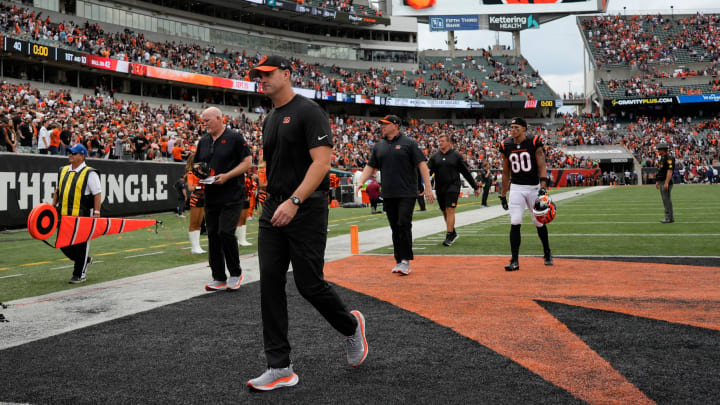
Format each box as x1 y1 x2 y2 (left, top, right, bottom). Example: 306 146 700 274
249 55 292 79
510 117 527 128
656 143 669 150
379 115 401 125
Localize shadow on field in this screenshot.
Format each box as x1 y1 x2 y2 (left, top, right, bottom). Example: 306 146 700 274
0 282 579 404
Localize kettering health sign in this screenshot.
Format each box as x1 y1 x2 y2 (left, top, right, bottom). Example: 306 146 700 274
429 15 479 31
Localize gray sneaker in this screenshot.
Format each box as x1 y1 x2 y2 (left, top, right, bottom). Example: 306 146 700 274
396 260 411 275
204 280 227 291
346 310 367 367
247 365 299 391
391 263 402 273
227 275 243 291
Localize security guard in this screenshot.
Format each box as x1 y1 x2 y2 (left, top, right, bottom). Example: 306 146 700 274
655 143 675 223
52 144 102 283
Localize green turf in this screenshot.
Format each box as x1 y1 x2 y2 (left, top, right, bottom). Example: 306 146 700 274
400 184 720 257
1 185 718 302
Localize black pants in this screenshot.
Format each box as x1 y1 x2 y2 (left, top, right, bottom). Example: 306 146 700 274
370 197 381 212
481 184 491 205
416 195 426 211
205 202 242 282
384 197 416 263
258 195 356 368
60 241 90 279
176 198 185 215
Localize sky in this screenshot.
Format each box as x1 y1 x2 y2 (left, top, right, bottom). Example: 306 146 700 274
416 0 720 98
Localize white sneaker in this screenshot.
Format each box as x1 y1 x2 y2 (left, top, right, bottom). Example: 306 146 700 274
396 260 411 275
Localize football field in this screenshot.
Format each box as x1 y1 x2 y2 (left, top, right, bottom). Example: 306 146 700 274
0 185 719 404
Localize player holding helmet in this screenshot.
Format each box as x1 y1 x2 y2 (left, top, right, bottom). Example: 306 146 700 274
498 117 553 271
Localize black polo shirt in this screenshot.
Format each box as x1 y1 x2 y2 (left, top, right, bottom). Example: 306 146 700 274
428 148 479 193
262 95 333 197
195 127 251 206
369 133 426 198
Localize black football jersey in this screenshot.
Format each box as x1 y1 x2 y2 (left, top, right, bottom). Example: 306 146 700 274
500 135 544 186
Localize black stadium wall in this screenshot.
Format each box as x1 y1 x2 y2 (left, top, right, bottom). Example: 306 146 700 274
1 153 186 229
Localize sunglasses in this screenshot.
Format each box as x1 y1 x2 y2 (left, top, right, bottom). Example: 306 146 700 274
69 152 84 156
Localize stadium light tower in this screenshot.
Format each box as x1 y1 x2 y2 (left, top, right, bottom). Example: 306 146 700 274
671 5 674 20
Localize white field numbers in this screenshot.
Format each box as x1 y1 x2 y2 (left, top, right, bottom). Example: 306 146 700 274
509 151 532 173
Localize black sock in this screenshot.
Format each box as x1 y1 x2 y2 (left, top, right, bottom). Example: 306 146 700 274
510 224 521 261
537 225 550 255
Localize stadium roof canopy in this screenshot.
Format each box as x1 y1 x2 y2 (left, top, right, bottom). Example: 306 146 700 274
560 145 635 163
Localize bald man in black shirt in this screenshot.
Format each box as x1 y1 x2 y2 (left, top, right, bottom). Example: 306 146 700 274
195 107 252 291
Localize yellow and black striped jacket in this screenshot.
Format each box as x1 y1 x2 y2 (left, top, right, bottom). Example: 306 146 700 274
57 165 97 216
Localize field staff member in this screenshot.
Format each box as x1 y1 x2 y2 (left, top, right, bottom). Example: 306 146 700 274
656 143 675 223
428 134 480 247
248 55 367 391
195 107 252 291
499 117 553 272
356 115 434 275
51 144 101 284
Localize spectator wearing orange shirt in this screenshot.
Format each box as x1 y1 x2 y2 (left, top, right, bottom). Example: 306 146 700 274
49 124 63 155
172 139 184 162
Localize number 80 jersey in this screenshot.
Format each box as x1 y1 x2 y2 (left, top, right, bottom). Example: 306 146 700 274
499 135 544 186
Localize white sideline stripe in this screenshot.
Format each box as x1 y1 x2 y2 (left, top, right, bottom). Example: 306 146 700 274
461 233 720 237
0 274 24 279
125 251 165 259
0 187 606 351
554 221 720 225
50 265 74 270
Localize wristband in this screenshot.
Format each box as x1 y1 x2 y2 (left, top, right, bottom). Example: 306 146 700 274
540 177 549 185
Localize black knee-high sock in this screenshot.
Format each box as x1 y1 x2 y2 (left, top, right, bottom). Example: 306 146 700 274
510 224 521 261
536 224 550 254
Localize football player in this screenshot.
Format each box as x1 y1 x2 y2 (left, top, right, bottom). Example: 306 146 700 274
498 117 553 271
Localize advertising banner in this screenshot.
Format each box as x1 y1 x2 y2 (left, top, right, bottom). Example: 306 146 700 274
429 15 480 32
385 98 473 108
488 14 540 31
608 97 673 107
676 93 720 104
144 65 214 87
391 0 605 16
0 154 185 229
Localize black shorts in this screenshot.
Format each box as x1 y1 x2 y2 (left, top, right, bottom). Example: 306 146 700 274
190 189 205 208
242 199 250 209
436 190 459 211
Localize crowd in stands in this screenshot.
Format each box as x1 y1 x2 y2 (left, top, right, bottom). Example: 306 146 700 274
415 53 547 101
582 13 720 99
582 13 720 69
0 3 551 101
1 80 717 186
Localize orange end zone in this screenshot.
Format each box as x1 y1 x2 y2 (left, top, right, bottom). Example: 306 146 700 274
325 255 720 404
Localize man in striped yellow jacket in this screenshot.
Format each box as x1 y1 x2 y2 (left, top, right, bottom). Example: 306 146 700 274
52 144 102 284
